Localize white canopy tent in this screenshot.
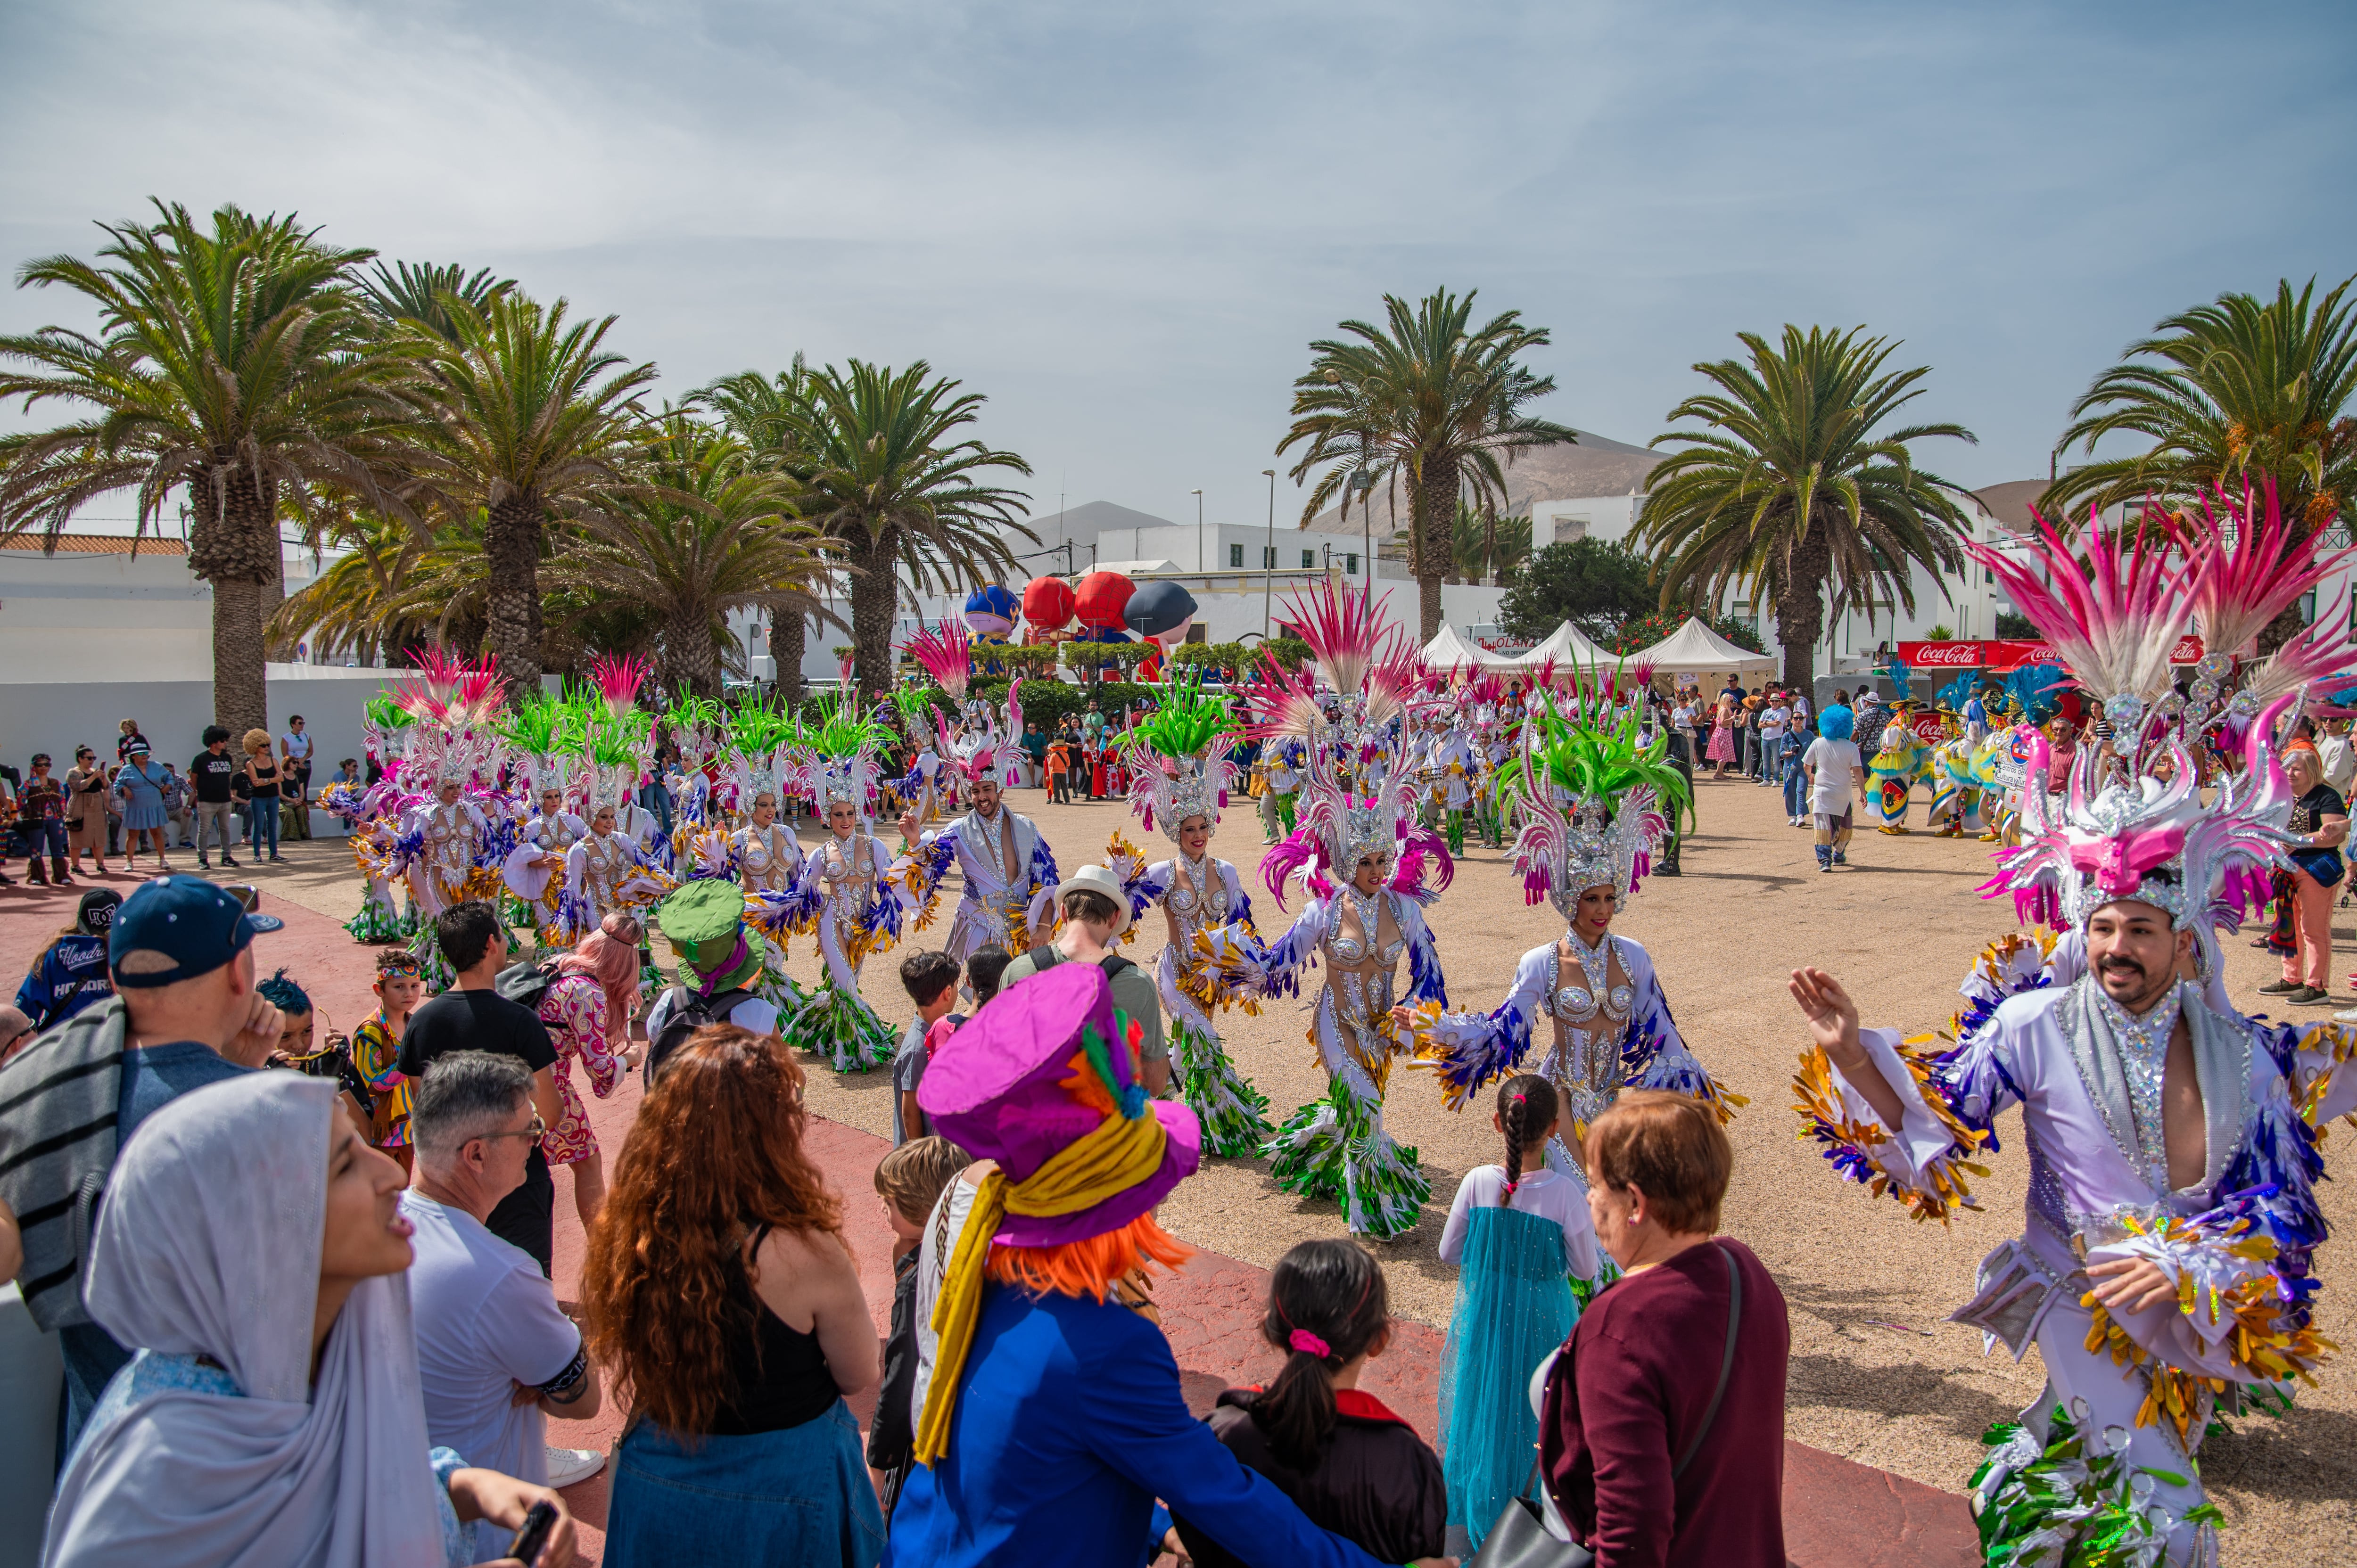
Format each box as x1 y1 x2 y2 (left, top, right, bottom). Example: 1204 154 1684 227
1629 616 1776 674
1512 620 1614 670
1420 624 1501 673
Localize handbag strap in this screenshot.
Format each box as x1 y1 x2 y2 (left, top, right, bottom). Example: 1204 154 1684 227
1671 1242 1743 1480
1517 1243 1746 1505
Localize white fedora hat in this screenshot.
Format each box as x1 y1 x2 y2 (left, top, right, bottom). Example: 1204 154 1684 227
1054 863 1133 937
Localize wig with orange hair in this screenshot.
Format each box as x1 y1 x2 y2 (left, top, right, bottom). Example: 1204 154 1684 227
581 1025 841 1438
979 1045 1194 1299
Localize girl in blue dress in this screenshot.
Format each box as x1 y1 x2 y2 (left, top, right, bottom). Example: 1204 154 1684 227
1436 1074 1587 1557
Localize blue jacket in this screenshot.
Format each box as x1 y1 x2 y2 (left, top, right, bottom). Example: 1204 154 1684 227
888 1284 1388 1568
17 935 114 1033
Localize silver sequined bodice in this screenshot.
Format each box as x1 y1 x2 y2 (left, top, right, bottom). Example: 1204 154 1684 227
1546 933 1634 1131
1163 854 1233 948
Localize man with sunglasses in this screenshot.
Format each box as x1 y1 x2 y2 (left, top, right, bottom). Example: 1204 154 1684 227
403 1050 607 1524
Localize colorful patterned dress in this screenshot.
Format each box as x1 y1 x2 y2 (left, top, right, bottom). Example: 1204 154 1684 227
534 973 628 1165
351 1013 413 1149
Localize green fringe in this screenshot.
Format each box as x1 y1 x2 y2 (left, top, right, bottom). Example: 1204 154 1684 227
1170 1018 1274 1158
1261 1092 1427 1237
783 984 898 1073
344 899 408 945
1970 1407 2222 1568
1444 810 1465 858
409 924 455 995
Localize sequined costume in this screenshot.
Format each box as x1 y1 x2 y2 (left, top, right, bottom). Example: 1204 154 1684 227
1199 581 1454 1237
1796 487 2357 1566
1407 687 1731 1280
1109 675 1276 1157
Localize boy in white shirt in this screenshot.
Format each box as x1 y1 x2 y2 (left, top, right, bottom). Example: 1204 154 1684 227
1801 706 1868 872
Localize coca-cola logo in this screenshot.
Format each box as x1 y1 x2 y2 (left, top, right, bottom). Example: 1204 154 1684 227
1912 643 1981 665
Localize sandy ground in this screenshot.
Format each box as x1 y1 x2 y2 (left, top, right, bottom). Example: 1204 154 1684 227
201 774 2357 1558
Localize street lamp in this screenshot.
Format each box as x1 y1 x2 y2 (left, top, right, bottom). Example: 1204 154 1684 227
1261 468 1277 638
1191 489 1204 573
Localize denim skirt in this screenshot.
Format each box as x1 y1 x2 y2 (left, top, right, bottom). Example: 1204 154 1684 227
604 1398 886 1568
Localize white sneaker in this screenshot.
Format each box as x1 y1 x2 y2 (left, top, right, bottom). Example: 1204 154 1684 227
545 1445 606 1487
2335 1007 2357 1025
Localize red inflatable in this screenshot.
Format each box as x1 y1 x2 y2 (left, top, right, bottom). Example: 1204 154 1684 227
1073 571 1135 633
1021 575 1076 636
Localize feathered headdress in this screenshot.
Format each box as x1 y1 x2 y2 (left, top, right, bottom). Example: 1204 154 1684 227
719 690 799 810
495 689 583 805
1965 508 2299 949
1122 673 1239 840
794 673 892 821
1253 582 1451 908
906 623 1025 787
579 654 653 813
394 649 506 790
1503 683 1686 917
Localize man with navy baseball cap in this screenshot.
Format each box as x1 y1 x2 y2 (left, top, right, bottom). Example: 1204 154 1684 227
0 873 291 1447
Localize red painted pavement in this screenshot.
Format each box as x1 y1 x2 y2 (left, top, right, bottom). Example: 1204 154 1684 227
1 874 1976 1568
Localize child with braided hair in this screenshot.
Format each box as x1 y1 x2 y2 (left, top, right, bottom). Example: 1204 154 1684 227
1435 1074 1591 1557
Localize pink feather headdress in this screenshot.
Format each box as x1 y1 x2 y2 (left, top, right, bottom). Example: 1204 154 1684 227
905 623 1022 787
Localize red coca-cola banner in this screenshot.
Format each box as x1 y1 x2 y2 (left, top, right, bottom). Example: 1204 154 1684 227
1897 636 2204 673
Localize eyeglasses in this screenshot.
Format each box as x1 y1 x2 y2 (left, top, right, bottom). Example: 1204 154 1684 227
478 1113 546 1145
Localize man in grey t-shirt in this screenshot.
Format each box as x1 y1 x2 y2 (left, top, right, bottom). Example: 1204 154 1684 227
998 865 1169 1095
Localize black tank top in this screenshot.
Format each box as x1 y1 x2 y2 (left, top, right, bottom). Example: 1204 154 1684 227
706 1225 841 1435
248 759 280 801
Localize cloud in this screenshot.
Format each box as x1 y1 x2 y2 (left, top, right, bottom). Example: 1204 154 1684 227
3 0 2352 523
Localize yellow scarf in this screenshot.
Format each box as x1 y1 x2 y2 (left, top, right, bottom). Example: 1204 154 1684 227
912 1106 1167 1466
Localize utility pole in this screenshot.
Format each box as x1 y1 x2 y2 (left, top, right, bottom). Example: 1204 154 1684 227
1191 489 1204 574
1261 468 1276 638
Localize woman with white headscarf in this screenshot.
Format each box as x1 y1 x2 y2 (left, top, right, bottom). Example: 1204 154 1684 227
43 1071 577 1568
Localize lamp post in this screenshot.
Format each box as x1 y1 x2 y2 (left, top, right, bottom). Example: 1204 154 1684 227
1191 489 1204 574
1261 468 1276 637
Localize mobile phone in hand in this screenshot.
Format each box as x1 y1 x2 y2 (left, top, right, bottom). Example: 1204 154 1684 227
506 1499 558 1566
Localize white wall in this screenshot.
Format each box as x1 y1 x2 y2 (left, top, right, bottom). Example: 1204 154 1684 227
0 665 412 838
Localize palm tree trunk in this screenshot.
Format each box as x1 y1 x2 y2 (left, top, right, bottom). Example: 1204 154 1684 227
846 521 901 699
669 612 722 699
186 463 280 736
1774 519 1831 692
770 608 808 703
484 489 546 696
1415 464 1459 640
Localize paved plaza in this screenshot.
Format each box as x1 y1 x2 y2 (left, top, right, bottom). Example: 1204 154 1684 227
12 768 2354 1561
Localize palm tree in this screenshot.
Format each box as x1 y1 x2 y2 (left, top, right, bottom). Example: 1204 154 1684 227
359 260 512 342
0 201 416 733
773 360 1033 697
1633 324 1976 690
269 508 491 662
557 413 837 698
397 290 658 695
1278 288 1575 639
1445 500 1533 584
698 360 823 700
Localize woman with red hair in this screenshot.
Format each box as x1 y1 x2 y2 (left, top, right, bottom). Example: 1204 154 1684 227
537 911 643 1226
585 1024 884 1566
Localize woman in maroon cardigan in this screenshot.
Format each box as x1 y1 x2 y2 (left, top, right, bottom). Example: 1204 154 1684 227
1539 1091 1788 1567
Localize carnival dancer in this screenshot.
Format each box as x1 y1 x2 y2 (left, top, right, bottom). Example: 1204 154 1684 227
1866 702 1929 833
1259 737 1302 842
1113 673 1277 1157
897 627 1058 968
1402 686 1734 1282
1198 583 1453 1237
760 693 925 1072
1789 490 2357 1568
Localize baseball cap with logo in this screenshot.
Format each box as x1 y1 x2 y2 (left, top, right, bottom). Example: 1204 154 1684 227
109 874 285 988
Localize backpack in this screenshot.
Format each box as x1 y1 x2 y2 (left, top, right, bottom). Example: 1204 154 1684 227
646 984 754 1081
494 958 564 1015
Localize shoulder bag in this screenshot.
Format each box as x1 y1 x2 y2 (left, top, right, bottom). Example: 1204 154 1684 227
1470 1241 1744 1568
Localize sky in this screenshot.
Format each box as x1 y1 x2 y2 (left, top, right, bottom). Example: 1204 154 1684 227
3 0 2353 546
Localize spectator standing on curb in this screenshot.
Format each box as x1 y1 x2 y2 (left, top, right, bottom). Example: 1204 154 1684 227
64 746 113 878
113 743 173 872
19 753 71 887
241 729 285 864
189 727 241 870
397 902 564 1274
404 1051 609 1536
157 760 192 850
280 714 315 841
